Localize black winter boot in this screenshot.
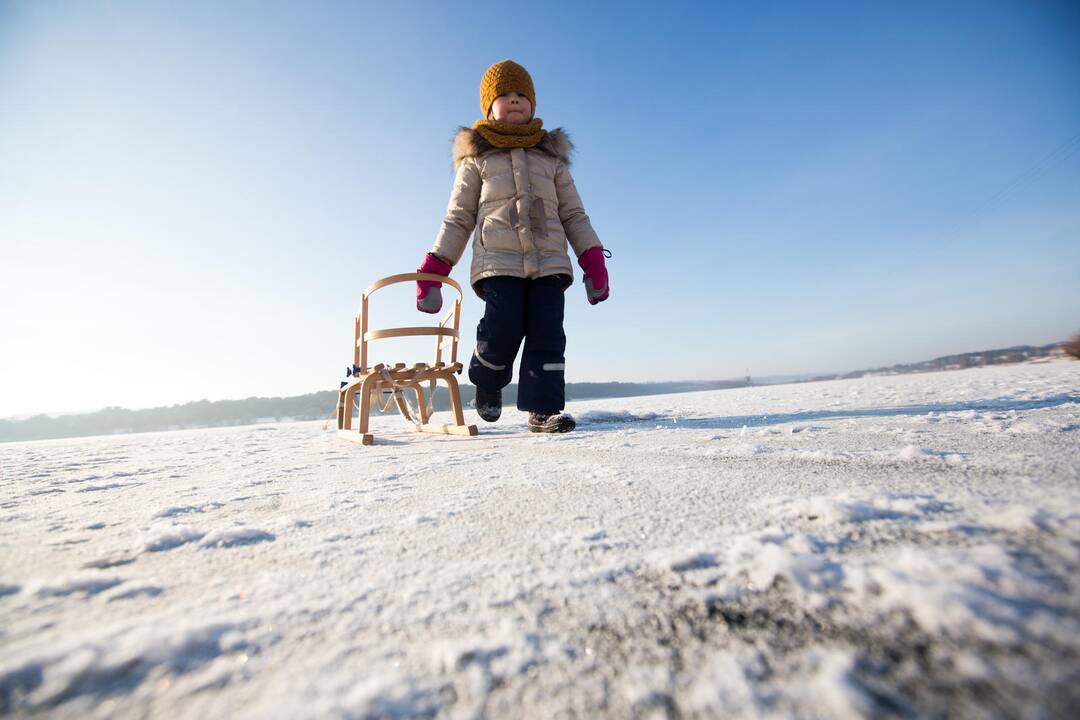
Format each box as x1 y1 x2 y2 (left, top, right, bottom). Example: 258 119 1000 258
474 386 502 422
528 412 576 434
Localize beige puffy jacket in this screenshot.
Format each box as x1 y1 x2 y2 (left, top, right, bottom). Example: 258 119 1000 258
431 127 601 297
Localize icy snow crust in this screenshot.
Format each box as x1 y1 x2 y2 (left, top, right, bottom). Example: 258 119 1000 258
2 362 1079 718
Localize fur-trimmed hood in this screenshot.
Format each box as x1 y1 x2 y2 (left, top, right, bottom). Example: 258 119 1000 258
452 127 573 168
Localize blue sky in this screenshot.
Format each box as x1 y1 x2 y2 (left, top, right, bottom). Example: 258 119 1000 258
1 0 1078 416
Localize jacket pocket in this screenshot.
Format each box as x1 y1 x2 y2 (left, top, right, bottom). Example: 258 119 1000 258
530 197 548 237
480 215 519 252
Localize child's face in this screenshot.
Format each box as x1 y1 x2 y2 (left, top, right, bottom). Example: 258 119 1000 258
488 92 533 124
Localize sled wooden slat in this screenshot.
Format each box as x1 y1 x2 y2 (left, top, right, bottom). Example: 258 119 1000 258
338 429 375 445
418 423 479 437
363 273 463 298
451 300 461 365
358 298 368 371
338 272 477 446
362 326 458 342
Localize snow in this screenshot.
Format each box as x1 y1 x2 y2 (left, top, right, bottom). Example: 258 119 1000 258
1 361 1079 718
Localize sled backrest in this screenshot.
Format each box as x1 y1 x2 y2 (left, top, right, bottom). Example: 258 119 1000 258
354 273 464 374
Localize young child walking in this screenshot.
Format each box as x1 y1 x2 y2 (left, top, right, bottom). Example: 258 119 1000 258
415 59 609 433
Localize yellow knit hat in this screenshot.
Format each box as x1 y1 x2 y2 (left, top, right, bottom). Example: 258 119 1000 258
479 60 536 118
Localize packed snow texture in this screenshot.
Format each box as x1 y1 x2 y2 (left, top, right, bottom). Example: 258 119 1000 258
1 361 1079 718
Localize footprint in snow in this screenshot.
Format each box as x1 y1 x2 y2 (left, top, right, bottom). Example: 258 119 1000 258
76 483 130 493
105 584 164 602
83 555 138 569
198 528 276 549
153 505 204 519
145 527 205 552
32 576 126 598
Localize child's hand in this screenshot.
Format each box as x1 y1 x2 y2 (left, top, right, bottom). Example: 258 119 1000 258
577 246 610 305
416 253 452 313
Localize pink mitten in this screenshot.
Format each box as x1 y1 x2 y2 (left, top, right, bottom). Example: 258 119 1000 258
577 246 610 305
416 253 452 313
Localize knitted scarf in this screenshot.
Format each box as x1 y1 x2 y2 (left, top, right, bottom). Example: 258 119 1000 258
472 118 547 149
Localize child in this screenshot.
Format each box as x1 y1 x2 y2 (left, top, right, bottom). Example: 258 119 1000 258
415 59 609 433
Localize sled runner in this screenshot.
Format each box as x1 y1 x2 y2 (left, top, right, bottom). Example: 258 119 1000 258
337 273 478 445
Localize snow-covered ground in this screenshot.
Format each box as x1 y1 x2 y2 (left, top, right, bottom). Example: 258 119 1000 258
2 361 1079 719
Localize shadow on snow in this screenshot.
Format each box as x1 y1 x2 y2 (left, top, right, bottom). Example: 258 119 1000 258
578 394 1080 433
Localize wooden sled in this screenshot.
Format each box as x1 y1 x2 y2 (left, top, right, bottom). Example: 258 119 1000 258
337 272 478 445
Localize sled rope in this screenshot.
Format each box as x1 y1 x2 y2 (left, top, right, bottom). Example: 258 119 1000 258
327 367 440 433
375 365 438 430
322 402 337 431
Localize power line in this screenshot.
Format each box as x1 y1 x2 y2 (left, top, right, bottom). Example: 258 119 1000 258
973 131 1080 218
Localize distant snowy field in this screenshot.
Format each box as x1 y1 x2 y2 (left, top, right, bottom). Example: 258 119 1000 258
2 361 1079 719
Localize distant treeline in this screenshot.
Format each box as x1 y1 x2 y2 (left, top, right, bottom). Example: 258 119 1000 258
3 342 1069 444
1 394 339 444
0 380 749 443
819 343 1064 381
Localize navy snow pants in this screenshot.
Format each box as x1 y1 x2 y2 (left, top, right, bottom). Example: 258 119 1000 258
469 275 567 413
